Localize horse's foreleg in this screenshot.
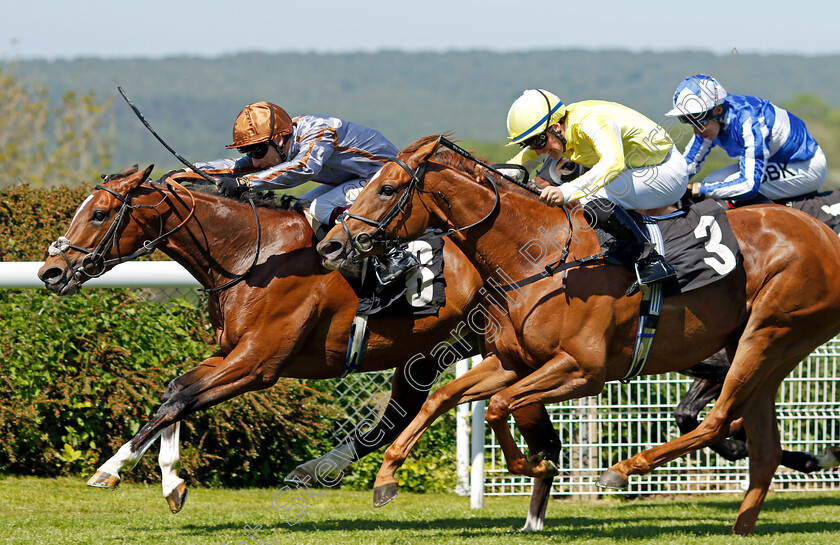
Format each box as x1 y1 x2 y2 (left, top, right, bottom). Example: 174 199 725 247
87 428 165 489
285 360 439 486
511 404 560 533
484 351 602 481
88 344 278 514
373 354 520 507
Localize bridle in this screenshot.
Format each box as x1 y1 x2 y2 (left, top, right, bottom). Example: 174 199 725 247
337 136 510 252
48 177 198 283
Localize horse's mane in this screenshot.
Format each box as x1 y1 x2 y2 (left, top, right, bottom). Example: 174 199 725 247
402 134 484 178
151 181 310 213
402 134 542 201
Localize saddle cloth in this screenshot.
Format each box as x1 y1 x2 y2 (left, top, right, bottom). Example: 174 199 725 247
355 230 446 317
776 190 840 234
601 199 742 295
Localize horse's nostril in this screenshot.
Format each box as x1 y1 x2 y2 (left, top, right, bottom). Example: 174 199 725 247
39 267 63 282
317 239 344 258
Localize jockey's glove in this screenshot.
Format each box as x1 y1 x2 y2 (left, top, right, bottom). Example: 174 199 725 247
216 175 249 199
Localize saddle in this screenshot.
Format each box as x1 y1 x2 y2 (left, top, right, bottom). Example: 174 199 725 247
597 200 742 296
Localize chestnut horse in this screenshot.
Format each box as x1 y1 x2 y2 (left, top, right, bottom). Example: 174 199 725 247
317 136 840 535
36 165 560 529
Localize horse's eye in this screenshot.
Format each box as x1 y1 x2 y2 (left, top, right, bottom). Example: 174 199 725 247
380 185 396 197
92 210 108 222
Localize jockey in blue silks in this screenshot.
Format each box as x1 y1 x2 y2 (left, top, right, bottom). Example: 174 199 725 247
665 74 827 205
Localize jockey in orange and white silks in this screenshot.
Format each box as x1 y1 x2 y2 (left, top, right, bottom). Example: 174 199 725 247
195 101 399 225
666 74 827 204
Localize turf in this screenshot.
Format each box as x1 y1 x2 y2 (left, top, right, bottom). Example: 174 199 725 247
1 476 839 544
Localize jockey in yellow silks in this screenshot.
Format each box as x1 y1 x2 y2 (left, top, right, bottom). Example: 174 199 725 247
505 89 689 292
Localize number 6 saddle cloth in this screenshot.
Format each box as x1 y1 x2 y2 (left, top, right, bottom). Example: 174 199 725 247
776 190 840 235
354 229 447 317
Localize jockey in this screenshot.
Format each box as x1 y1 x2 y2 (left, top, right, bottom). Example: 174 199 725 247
506 89 688 293
192 101 415 283
194 101 399 226
666 74 827 205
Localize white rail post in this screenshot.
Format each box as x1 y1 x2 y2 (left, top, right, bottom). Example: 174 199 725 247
455 358 470 496
469 356 485 509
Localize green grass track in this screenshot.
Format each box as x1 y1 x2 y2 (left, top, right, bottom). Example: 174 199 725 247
2 477 840 544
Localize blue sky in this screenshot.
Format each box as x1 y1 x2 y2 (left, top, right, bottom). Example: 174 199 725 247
4 0 839 60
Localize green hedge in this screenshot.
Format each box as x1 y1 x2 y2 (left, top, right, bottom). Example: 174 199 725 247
0 288 337 487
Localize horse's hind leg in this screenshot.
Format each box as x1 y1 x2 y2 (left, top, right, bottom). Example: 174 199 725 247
732 381 782 535
676 377 750 461
601 336 813 535
677 376 822 473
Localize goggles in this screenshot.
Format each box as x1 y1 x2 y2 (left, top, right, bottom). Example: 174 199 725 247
518 131 549 150
677 110 715 127
238 142 270 160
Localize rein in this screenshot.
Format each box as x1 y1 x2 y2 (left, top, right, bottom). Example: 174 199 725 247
111 89 262 292
336 135 608 289
338 136 528 252
49 179 197 281
201 194 262 293
48 176 262 293
485 250 608 293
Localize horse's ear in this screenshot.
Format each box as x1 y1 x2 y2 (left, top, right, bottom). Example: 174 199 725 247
405 139 441 170
109 165 152 193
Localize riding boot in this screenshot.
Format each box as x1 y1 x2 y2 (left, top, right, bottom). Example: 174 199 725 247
371 246 420 286
584 198 676 295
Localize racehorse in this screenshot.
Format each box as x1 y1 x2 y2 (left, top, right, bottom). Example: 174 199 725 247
317 135 840 535
36 165 559 530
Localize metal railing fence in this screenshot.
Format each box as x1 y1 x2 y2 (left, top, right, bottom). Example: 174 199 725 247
5 261 839 497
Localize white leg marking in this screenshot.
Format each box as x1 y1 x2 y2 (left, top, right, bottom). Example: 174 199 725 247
159 423 184 497
97 428 164 477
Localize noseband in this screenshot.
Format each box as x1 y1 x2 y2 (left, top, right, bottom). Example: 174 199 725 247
337 137 504 253
48 179 196 282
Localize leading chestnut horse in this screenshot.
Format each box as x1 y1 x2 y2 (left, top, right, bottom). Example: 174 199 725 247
318 136 840 535
36 165 560 530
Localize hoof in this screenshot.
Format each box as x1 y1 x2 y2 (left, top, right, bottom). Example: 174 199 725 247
165 481 188 514
87 471 120 489
540 460 559 479
818 447 840 469
373 482 398 507
597 470 628 489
